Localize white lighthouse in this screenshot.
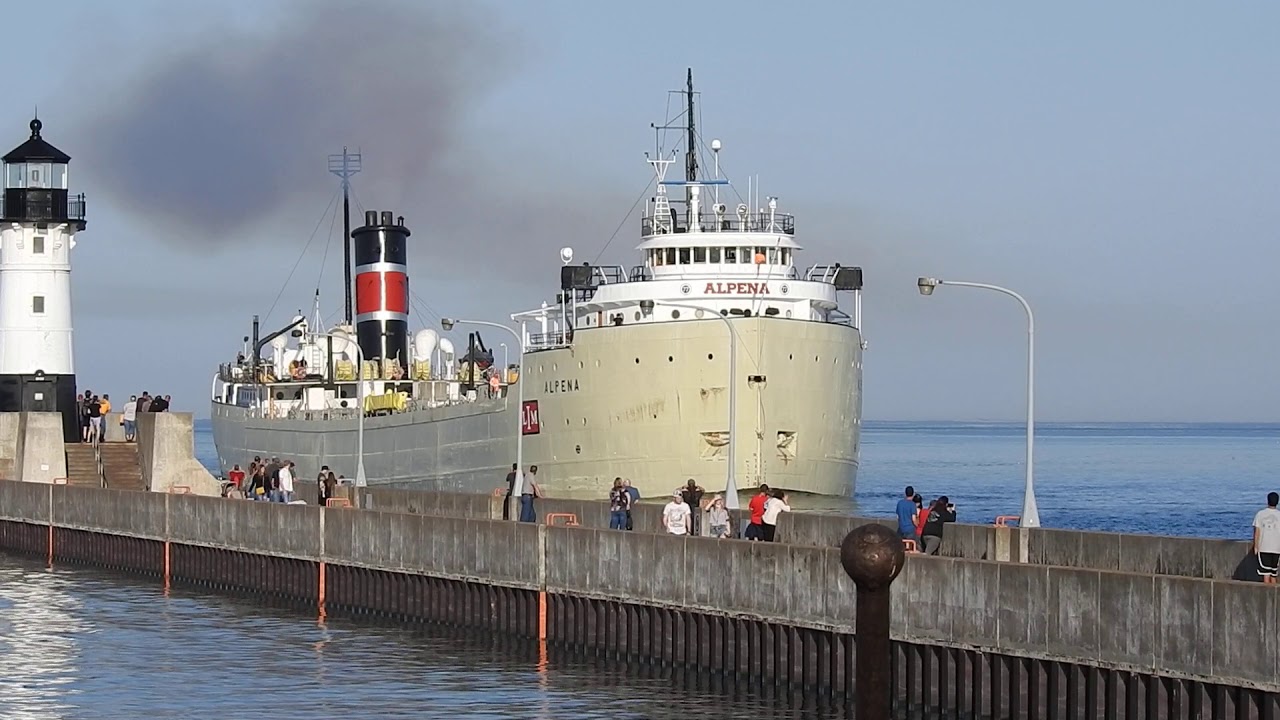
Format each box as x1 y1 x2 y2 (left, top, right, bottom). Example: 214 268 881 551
0 118 85 442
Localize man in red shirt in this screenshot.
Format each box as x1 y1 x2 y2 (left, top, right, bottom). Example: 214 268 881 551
744 484 771 541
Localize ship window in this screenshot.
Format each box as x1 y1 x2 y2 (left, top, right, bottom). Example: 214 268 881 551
31 295 44 314
767 248 778 264
724 246 736 263
32 236 44 254
678 248 690 264
653 250 664 266
740 247 752 263
664 248 676 265
781 248 790 265
709 247 721 263
693 247 706 263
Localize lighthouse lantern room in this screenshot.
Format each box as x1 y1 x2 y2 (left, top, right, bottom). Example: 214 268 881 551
0 118 86 442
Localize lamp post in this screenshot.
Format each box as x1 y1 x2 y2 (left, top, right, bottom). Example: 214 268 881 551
316 332 367 488
916 277 1039 527
640 299 740 511
442 318 525 498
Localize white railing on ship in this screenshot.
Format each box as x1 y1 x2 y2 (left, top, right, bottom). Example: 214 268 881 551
239 380 514 420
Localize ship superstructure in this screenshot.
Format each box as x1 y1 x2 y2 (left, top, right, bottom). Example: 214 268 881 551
210 71 865 499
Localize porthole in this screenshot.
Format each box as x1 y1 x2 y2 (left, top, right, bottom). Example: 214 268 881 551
788 353 794 360
634 311 641 321
582 417 587 426
707 353 714 360
566 418 570 426
671 310 680 319
578 361 584 369
695 309 704 319
668 356 674 362
785 310 792 318
814 356 820 362
595 359 601 368
575 445 582 454
635 357 641 364
720 309 728 316
553 363 558 371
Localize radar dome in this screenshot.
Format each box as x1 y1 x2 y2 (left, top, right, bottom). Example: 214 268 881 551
438 338 455 357
560 247 574 265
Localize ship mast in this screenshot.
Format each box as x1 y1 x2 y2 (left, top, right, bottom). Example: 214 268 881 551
329 147 362 327
684 68 697 224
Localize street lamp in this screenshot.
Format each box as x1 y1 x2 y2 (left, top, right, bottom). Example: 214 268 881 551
640 299 741 511
441 317 526 500
916 277 1040 527
316 332 367 488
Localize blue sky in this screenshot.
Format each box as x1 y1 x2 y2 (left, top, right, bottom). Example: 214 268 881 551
10 1 1280 421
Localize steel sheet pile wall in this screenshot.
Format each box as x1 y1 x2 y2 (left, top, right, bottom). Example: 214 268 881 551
0 481 1275 719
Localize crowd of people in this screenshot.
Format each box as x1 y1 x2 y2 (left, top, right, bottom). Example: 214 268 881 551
895 485 958 554
224 456 347 505
603 478 792 541
77 390 172 444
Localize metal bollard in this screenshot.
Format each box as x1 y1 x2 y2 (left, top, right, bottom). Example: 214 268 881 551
840 524 906 720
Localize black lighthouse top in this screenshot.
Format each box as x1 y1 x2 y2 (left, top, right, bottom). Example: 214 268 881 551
0 118 85 228
3 119 71 164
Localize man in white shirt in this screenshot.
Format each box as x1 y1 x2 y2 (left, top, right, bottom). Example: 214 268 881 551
1253 491 1280 584
662 491 692 536
278 461 296 503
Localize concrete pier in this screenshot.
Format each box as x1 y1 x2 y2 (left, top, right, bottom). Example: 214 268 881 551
0 480 1276 718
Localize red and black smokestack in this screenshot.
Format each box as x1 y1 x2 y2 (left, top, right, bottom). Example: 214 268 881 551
352 211 410 372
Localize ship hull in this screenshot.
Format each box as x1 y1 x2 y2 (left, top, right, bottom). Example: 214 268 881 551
211 317 862 500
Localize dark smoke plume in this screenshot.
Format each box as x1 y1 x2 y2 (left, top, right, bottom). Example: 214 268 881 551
75 1 508 240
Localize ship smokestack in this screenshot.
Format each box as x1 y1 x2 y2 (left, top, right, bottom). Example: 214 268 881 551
352 211 410 375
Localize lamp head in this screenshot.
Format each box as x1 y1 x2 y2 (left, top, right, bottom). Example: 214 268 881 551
441 318 456 332
917 277 940 296
639 300 655 316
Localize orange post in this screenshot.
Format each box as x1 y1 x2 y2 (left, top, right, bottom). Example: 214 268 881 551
46 524 53 567
318 561 327 618
169 486 191 494
325 498 351 508
163 540 171 591
545 513 579 527
994 515 1021 528
902 538 918 553
538 590 547 641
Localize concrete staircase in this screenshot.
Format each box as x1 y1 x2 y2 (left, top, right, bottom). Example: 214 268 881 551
64 444 102 487
100 443 145 491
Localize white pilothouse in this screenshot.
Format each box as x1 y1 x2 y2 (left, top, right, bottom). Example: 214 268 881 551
211 71 865 499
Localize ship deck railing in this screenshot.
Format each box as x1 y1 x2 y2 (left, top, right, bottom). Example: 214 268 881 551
241 382 513 421
641 211 795 236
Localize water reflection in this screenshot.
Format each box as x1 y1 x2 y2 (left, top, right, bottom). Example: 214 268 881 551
0 555 854 719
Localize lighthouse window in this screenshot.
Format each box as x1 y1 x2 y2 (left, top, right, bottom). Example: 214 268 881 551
32 236 44 254
678 248 690 264
693 247 706 263
31 296 44 314
5 164 23 188
709 247 721 263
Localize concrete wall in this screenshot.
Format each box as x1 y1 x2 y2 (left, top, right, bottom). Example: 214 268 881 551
2 478 1274 690
136 413 220 496
13 412 67 483
0 413 19 479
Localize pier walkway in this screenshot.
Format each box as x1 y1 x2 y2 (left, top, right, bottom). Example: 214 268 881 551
0 480 1275 719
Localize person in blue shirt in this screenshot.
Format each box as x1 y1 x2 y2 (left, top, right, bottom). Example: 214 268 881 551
896 485 918 539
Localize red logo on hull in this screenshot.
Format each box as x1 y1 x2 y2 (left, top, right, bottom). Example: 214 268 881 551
521 400 541 435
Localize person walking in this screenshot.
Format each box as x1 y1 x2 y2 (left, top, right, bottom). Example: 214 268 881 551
920 496 957 555
502 463 518 521
662 491 692 536
896 485 918 540
608 478 631 530
761 488 790 542
518 466 542 523
744 485 771 540
277 461 296 503
623 479 640 530
1253 491 1280 585
122 395 138 442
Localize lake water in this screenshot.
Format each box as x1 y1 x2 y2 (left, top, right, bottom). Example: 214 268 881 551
195 420 1280 540
0 555 848 720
